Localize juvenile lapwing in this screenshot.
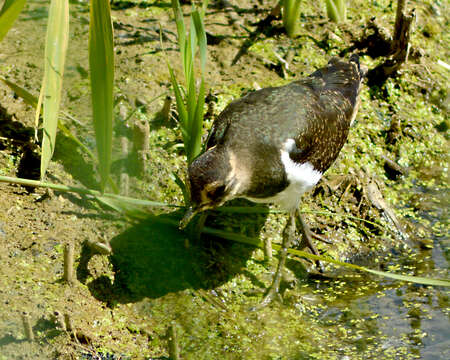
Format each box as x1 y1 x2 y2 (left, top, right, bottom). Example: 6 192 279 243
180 55 365 305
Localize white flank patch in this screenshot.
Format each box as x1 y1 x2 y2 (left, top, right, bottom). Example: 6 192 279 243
246 138 322 211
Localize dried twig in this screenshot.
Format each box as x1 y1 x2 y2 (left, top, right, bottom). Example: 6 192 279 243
64 243 74 284
22 312 34 341
167 324 180 360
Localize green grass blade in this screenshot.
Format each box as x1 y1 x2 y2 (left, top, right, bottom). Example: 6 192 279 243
40 0 69 179
89 0 114 191
362 268 450 287
188 13 197 70
168 63 189 136
0 175 174 208
184 34 193 85
336 0 346 20
185 76 197 162
201 0 209 17
282 0 301 38
169 0 208 166
0 0 26 42
190 78 205 161
325 0 346 23
186 62 196 117
171 0 186 71
0 0 16 14
171 172 190 206
192 9 207 72
0 77 37 107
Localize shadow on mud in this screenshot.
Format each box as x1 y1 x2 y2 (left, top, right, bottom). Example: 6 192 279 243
79 207 267 306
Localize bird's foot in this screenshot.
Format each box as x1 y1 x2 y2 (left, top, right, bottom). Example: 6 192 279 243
248 277 283 311
247 263 298 310
250 215 296 310
254 269 299 309
257 285 283 309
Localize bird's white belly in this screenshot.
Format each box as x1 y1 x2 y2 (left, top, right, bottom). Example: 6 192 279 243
246 139 322 211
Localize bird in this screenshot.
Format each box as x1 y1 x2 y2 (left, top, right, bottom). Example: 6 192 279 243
180 55 365 305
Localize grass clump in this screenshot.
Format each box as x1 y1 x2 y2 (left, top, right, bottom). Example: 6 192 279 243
167 0 208 166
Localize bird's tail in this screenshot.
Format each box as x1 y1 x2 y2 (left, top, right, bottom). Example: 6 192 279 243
347 55 366 125
320 54 366 109
349 54 368 81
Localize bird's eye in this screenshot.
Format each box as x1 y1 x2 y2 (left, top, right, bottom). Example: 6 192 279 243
209 185 226 200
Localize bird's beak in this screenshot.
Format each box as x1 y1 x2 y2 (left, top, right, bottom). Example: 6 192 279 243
179 206 198 230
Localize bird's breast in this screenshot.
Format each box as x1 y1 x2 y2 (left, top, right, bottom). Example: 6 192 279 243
244 139 322 211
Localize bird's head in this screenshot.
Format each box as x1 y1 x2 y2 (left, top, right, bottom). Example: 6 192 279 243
179 147 237 229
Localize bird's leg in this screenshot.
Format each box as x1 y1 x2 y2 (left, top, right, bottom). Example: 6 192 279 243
295 209 324 272
189 212 208 242
259 211 296 307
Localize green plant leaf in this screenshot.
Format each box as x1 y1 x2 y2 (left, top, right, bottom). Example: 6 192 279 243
336 0 346 20
282 0 301 38
0 77 37 107
89 0 114 192
0 0 26 42
192 9 207 73
188 13 197 70
0 0 16 14
0 175 173 209
325 0 346 23
40 0 69 179
171 172 190 206
201 0 209 16
168 63 189 136
171 0 186 71
190 78 205 161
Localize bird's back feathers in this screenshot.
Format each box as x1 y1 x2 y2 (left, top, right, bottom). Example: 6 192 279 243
189 55 364 206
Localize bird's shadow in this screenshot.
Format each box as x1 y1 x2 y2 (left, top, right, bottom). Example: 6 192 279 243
80 205 267 306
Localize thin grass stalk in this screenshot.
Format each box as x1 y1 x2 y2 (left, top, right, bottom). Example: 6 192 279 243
201 226 450 287
0 0 26 42
40 0 69 179
282 0 301 38
192 10 207 70
188 15 197 73
0 175 173 208
336 0 346 20
189 9 207 162
325 0 346 23
89 0 114 192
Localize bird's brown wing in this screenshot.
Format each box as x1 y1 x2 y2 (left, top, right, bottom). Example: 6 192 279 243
205 87 278 149
288 56 363 172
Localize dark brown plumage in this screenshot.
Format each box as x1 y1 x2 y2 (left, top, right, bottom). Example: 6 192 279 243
181 55 365 305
